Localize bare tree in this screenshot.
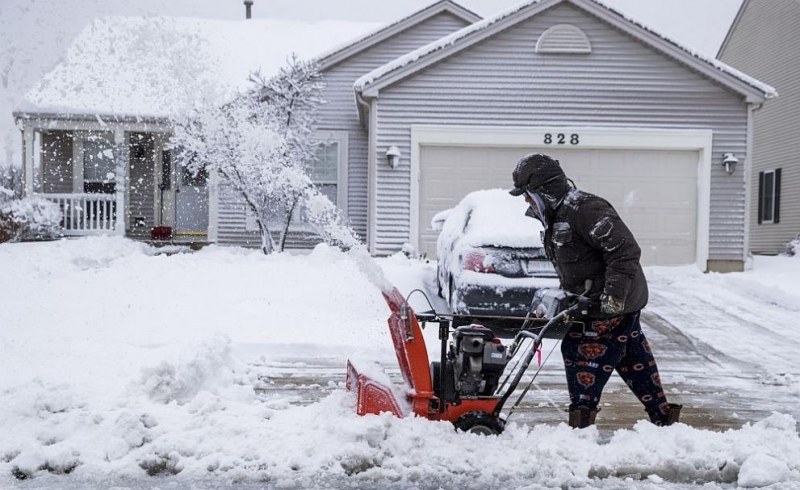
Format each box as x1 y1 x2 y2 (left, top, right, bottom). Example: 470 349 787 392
171 55 358 254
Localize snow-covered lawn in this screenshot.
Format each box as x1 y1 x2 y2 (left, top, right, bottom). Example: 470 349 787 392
1 237 799 488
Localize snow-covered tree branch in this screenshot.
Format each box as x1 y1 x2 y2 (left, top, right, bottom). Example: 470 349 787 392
171 55 359 254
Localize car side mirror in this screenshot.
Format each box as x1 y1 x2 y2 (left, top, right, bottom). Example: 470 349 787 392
431 209 452 232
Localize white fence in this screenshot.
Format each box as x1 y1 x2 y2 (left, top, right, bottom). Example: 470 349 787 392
35 193 117 235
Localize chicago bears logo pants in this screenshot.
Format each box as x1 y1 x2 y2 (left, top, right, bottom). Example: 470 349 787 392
561 311 670 424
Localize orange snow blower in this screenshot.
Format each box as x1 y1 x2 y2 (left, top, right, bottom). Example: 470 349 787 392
346 287 586 434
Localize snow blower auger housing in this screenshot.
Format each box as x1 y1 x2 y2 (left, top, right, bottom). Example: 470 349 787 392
346 287 584 435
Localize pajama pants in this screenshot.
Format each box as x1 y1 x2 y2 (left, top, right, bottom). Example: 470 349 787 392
560 311 670 424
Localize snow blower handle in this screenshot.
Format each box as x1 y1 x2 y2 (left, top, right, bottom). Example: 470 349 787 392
494 303 580 417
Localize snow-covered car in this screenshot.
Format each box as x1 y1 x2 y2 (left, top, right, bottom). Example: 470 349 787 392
433 189 559 319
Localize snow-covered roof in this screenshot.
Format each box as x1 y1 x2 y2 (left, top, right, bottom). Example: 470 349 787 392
318 0 481 70
355 0 776 101
19 16 382 119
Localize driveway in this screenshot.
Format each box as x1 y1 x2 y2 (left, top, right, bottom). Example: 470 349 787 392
253 262 800 435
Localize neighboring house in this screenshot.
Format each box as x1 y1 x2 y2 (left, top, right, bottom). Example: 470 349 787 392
15 0 774 272
718 0 799 255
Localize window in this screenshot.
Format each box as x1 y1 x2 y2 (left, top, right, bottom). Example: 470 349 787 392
255 131 347 233
82 133 116 194
758 169 782 224
304 130 348 218
309 140 339 205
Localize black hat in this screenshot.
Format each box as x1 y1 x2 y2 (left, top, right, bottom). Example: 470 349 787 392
509 153 565 196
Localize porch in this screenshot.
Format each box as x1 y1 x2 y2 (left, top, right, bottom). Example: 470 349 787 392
15 115 212 241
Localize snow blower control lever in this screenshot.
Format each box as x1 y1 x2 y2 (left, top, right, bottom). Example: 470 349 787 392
346 286 591 435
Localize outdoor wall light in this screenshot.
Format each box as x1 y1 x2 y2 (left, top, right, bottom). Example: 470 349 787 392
722 153 739 175
386 146 401 169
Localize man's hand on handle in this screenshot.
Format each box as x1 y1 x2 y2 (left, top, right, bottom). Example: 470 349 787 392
600 293 625 316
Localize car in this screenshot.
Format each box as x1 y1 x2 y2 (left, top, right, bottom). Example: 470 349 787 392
433 189 559 322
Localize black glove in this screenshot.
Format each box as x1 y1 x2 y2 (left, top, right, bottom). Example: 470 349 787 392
600 293 625 316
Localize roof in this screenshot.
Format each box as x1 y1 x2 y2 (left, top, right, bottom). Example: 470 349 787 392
318 0 481 71
17 16 382 119
355 0 777 107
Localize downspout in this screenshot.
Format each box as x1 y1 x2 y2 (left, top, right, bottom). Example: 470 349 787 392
743 101 763 263
356 91 377 254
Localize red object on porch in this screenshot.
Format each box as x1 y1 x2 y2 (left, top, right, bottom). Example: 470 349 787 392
150 226 173 240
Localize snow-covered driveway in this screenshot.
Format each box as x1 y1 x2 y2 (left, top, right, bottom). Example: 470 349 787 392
1 238 799 488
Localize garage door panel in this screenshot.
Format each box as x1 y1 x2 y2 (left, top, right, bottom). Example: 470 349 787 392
419 146 698 266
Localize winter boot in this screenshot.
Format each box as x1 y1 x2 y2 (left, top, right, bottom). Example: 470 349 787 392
663 403 682 426
650 403 683 426
568 407 597 429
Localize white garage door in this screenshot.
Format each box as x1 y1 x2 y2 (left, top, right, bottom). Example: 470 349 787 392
419 146 698 266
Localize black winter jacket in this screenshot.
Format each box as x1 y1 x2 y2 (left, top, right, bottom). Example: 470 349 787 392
542 189 648 315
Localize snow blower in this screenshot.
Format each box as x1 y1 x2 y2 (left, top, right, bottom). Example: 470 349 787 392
346 286 594 434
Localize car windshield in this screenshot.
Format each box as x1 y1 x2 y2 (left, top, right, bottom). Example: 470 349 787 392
460 189 544 249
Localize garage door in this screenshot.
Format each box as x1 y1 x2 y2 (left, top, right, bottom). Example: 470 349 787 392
419 146 698 266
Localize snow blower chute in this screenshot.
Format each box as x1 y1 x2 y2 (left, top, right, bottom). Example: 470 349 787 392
346 286 588 434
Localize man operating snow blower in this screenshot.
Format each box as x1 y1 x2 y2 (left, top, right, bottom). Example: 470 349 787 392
509 153 682 428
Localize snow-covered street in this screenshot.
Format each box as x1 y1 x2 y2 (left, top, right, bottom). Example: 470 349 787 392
1 237 800 488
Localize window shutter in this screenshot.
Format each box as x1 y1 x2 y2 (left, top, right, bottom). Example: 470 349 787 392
774 168 782 224
757 171 764 224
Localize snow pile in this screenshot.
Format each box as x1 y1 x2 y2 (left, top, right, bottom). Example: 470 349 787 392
786 234 800 256
21 16 380 118
3 237 800 486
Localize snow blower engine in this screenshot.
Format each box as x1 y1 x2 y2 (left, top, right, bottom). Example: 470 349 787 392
435 325 508 400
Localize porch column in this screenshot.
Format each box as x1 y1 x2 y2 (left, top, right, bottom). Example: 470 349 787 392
23 125 34 196
207 169 219 243
114 129 127 236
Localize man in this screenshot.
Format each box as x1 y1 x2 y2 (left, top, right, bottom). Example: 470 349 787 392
509 153 681 428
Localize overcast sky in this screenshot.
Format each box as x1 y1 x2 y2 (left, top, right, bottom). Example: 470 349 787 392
0 0 743 166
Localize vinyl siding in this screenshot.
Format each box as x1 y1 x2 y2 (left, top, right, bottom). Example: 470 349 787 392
126 133 156 238
373 2 749 261
719 0 800 254
41 131 74 194
216 11 472 248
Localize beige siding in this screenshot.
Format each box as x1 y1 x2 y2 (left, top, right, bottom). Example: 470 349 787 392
216 10 472 248
720 0 800 254
373 2 749 262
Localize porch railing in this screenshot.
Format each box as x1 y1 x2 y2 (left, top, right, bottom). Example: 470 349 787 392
35 193 117 235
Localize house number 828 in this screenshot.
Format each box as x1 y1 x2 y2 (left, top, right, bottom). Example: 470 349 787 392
543 133 579 145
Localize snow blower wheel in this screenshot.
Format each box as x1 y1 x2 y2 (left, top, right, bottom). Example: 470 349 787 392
455 412 505 435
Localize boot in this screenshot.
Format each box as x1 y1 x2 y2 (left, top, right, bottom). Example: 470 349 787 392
663 403 682 426
650 403 683 426
568 406 597 429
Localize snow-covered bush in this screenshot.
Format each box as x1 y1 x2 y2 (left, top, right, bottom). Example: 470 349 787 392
786 234 800 256
0 194 62 243
172 55 358 254
0 164 23 198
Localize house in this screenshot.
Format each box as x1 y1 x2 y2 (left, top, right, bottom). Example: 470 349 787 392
718 0 799 255
13 2 479 248
15 0 774 272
